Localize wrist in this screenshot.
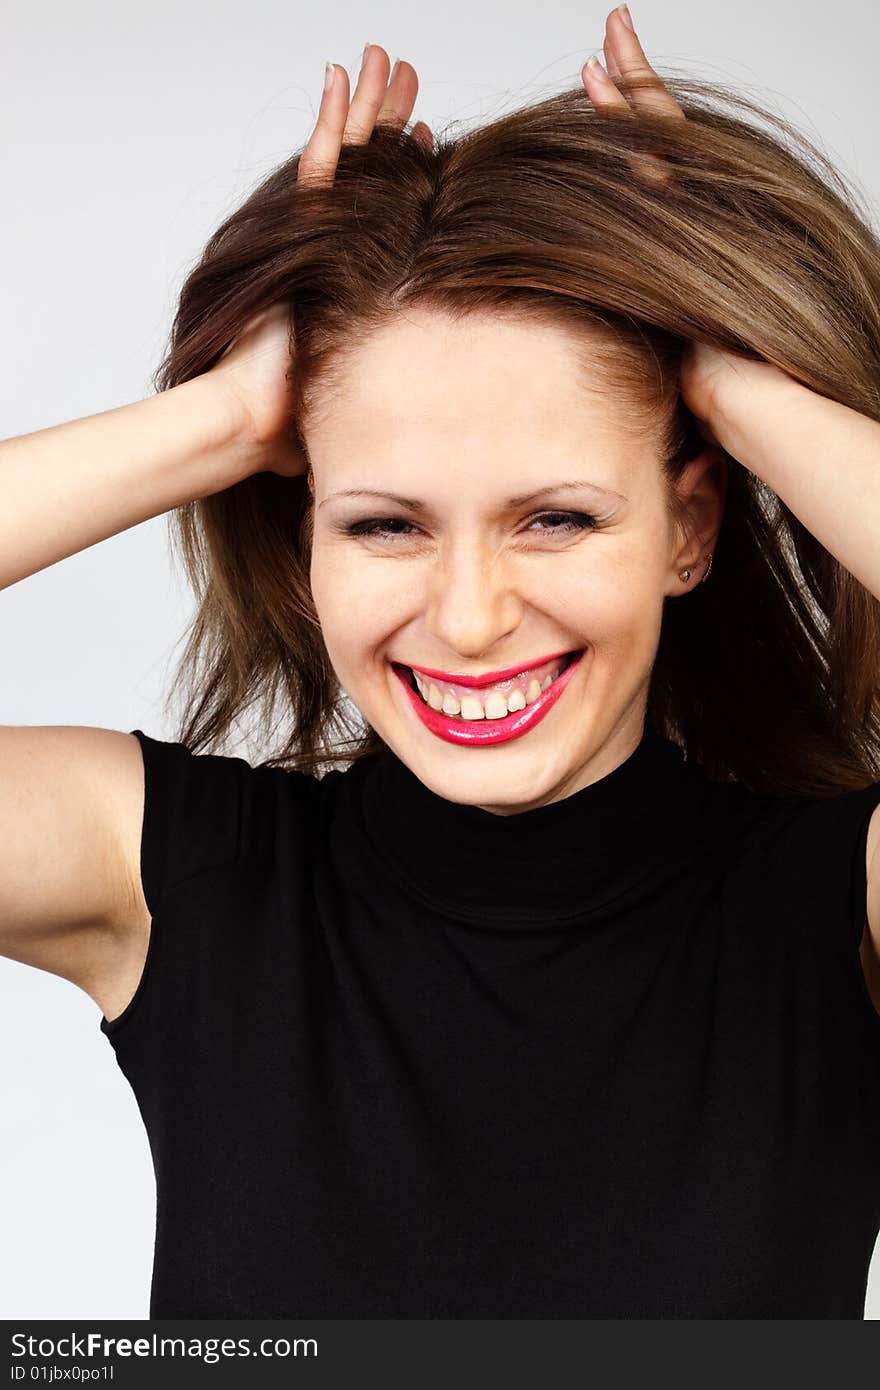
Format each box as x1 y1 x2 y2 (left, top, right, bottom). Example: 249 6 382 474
165 376 264 490
711 362 807 481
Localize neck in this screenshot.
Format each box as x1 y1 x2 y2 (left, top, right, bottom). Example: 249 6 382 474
354 725 707 927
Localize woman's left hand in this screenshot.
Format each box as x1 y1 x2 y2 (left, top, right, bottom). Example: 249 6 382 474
583 6 801 454
581 5 686 187
679 341 797 453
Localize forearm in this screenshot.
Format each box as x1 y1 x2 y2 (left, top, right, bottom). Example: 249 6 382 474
0 378 253 591
716 374 880 603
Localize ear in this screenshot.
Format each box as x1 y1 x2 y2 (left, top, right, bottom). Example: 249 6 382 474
666 445 727 596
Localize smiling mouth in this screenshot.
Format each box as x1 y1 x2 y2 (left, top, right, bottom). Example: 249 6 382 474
394 649 583 721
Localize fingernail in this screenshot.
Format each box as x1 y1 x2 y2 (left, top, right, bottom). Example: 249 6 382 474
617 3 634 29
360 42 370 73
390 58 401 80
586 54 609 80
324 61 335 92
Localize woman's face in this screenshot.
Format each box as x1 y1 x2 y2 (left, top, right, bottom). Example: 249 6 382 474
307 310 722 815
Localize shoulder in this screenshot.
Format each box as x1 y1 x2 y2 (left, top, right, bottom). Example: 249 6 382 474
691 767 880 934
94 734 328 1029
126 729 326 915
732 775 880 1013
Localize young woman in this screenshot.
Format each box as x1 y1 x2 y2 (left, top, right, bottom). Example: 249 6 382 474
3 5 880 1318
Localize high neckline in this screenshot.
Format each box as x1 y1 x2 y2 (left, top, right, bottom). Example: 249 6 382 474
356 725 708 927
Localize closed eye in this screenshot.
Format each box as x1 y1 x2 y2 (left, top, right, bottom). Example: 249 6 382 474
527 511 599 535
340 511 600 542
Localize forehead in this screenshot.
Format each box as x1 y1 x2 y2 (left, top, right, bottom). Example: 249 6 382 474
305 309 632 451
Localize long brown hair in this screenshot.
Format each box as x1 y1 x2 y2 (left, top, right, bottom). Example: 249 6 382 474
153 68 880 795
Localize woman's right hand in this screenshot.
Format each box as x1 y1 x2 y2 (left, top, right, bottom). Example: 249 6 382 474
208 46 433 479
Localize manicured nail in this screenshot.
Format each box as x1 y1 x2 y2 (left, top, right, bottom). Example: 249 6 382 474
586 54 609 80
617 4 634 29
324 61 335 92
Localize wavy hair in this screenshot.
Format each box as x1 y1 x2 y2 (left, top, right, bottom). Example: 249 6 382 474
153 67 880 795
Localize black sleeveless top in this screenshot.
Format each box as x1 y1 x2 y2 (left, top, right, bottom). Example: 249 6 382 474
99 725 880 1318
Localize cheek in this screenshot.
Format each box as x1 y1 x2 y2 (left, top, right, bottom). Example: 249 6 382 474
592 594 666 682
547 552 647 628
309 544 408 662
310 543 368 621
557 556 664 671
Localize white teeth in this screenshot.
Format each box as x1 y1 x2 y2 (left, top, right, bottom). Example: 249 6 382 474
410 658 570 721
484 692 509 721
460 695 485 720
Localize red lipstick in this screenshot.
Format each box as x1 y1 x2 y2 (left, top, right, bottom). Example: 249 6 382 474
405 649 575 689
392 648 587 747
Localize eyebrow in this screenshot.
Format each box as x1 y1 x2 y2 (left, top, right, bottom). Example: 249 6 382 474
318 480 627 511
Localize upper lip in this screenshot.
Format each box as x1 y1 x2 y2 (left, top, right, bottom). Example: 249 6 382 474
398 648 580 688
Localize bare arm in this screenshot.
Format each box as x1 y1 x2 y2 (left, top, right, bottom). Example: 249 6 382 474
0 725 149 1016
0 377 261 1016
0 377 255 591
711 365 880 606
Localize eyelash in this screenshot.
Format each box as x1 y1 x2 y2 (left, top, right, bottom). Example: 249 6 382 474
342 511 600 543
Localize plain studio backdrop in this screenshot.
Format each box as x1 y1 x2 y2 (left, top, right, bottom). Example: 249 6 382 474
2 0 878 1320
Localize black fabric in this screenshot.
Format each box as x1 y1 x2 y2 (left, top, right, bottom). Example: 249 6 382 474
100 725 880 1318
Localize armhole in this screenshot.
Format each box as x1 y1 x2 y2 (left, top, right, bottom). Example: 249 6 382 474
128 728 160 920
100 729 153 1039
839 784 880 1037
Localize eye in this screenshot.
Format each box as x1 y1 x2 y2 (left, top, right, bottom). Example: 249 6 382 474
526 511 599 535
340 511 599 543
343 518 422 541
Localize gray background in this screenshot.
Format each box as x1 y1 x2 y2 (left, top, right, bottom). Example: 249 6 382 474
2 0 878 1319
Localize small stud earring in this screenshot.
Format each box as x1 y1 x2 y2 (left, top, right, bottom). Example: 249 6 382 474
679 553 714 585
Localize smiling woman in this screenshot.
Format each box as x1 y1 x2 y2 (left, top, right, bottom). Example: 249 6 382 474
4 4 880 1325
106 9 879 1312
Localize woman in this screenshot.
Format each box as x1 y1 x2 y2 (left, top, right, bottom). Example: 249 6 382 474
2 5 880 1317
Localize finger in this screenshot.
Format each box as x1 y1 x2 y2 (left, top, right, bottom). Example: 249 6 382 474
297 60 352 188
342 44 395 142
344 49 420 142
581 54 631 112
581 52 675 188
602 30 623 81
297 49 423 190
629 152 676 187
603 7 686 120
410 120 434 154
375 57 420 132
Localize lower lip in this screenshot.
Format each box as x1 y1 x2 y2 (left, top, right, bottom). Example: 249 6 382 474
392 650 587 747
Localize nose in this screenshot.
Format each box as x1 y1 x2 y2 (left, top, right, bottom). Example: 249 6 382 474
421 537 523 659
